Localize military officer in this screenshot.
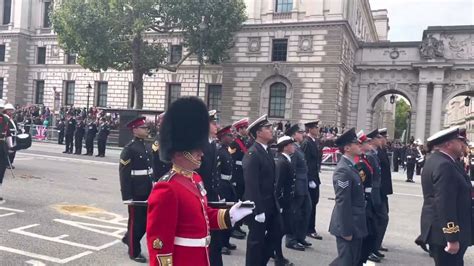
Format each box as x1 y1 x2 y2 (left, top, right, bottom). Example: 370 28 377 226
243 114 283 266
301 120 323 240
96 118 110 157
420 126 472 265
329 128 368 266
0 100 11 203
3 103 17 168
229 118 250 239
63 113 76 154
146 97 253 266
57 118 65 145
405 143 418 183
119 117 154 263
84 120 98 156
151 112 172 181
74 117 85 155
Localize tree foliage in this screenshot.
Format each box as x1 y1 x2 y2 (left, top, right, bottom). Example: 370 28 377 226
51 0 247 108
394 99 411 140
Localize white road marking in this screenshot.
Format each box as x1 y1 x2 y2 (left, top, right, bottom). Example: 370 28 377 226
54 219 127 238
0 206 25 212
9 224 121 251
16 153 116 166
0 206 25 218
70 212 128 226
0 245 93 264
0 212 17 218
25 260 46 266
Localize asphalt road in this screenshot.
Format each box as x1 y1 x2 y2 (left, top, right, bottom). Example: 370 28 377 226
0 142 472 265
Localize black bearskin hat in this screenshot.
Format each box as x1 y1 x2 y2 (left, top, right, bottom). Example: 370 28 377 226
159 97 209 163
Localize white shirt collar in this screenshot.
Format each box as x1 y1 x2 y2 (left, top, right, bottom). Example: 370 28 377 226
282 152 291 162
256 141 268 151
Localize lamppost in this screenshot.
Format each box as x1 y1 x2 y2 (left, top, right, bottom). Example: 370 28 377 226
406 110 412 144
196 16 207 97
465 96 471 107
86 83 92 114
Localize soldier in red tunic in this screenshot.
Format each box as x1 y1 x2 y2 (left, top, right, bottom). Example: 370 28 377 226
146 97 254 266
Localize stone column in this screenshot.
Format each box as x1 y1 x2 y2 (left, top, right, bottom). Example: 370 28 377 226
415 83 428 141
356 84 368 131
429 84 443 136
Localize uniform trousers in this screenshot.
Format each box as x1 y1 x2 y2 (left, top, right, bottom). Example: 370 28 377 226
330 237 363 266
209 230 223 266
97 138 107 156
8 150 15 165
85 137 94 154
406 163 415 180
374 195 389 250
74 137 83 154
123 205 147 258
0 144 8 184
65 134 74 153
307 185 320 234
430 244 467 266
217 180 237 247
246 210 282 266
286 194 311 244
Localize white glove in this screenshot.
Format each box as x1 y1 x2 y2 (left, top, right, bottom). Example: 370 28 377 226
309 181 317 189
255 212 266 223
229 201 254 226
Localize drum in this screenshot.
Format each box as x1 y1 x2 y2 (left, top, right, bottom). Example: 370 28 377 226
14 133 32 151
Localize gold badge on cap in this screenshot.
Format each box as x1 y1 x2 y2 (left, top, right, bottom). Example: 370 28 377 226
153 238 164 249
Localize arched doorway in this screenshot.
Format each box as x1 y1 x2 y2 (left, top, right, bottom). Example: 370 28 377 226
443 90 474 141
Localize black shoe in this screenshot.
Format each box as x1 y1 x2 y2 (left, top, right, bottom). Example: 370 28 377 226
130 254 147 263
224 243 237 250
286 242 305 251
373 251 385 258
121 237 128 246
415 238 429 253
62 151 68 154
368 254 381 263
298 239 312 247
0 197 4 203
231 230 246 239
235 227 247 236
379 246 389 252
409 180 415 183
95 155 101 157
308 233 323 240
221 246 231 255
275 257 294 266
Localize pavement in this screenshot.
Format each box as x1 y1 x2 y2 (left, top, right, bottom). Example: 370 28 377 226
0 142 472 265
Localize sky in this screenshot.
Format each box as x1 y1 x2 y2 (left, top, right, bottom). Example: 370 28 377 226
369 0 474 41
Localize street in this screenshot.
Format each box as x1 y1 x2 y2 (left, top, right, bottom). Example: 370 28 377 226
0 142 473 265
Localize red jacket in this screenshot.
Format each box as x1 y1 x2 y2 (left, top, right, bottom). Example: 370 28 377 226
147 171 230 266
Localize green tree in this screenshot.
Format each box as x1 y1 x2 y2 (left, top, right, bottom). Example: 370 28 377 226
394 99 411 140
51 0 247 109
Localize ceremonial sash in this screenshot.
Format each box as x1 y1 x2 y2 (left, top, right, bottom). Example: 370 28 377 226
235 138 248 154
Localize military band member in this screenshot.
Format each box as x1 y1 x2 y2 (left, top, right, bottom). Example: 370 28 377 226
63 113 76 154
151 112 172 181
420 126 472 265
74 117 85 155
0 100 11 203
329 128 368 266
301 120 323 240
84 120 98 156
146 97 253 266
4 103 17 168
243 114 282 266
229 118 250 239
119 117 154 263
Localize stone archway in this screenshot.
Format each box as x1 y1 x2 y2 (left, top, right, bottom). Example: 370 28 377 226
442 84 474 109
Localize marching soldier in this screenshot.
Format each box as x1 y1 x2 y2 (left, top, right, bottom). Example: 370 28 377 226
216 125 238 255
196 110 223 266
151 112 172 181
119 117 154 263
146 97 253 266
84 120 98 156
420 126 472 265
63 113 76 154
4 103 17 168
229 118 250 239
0 100 11 203
329 128 367 266
57 118 65 145
405 143 418 183
74 117 85 155
96 118 110 157
243 114 282 266
301 120 323 240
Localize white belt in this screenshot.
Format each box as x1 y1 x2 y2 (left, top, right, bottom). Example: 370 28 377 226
235 161 242 166
174 236 211 247
131 169 153 176
364 187 372 193
221 174 232 181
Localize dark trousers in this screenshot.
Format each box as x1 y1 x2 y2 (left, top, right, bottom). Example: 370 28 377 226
330 237 363 266
416 162 423 175
217 180 236 248
0 144 8 184
123 205 147 258
85 137 94 155
8 151 15 165
246 211 281 266
307 185 320 234
406 163 415 180
65 134 74 152
58 131 64 144
97 138 106 156
209 230 223 266
393 157 399 172
74 138 83 154
374 195 389 250
430 244 467 266
286 194 311 244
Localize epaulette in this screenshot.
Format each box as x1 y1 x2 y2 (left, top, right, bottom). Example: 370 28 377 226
157 170 176 183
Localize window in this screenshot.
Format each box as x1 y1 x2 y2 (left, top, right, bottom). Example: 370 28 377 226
37 47 46 64
268 82 287 118
0 45 5 62
35 80 45 104
43 1 52 28
207 85 222 114
0 78 4 99
66 53 77 65
170 45 182 64
3 0 11 25
96 82 108 107
167 83 181 107
272 39 288 62
275 0 293 13
65 81 75 105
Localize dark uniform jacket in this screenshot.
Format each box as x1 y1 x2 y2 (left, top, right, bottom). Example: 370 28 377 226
243 142 279 216
65 118 76 136
329 156 368 239
366 150 382 207
151 136 171 181
275 153 296 209
292 144 309 196
301 136 321 185
229 135 248 182
85 123 98 140
119 137 153 201
377 147 393 196
217 144 235 202
74 122 85 140
405 148 417 164
197 140 220 201
420 151 472 247
98 123 110 140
